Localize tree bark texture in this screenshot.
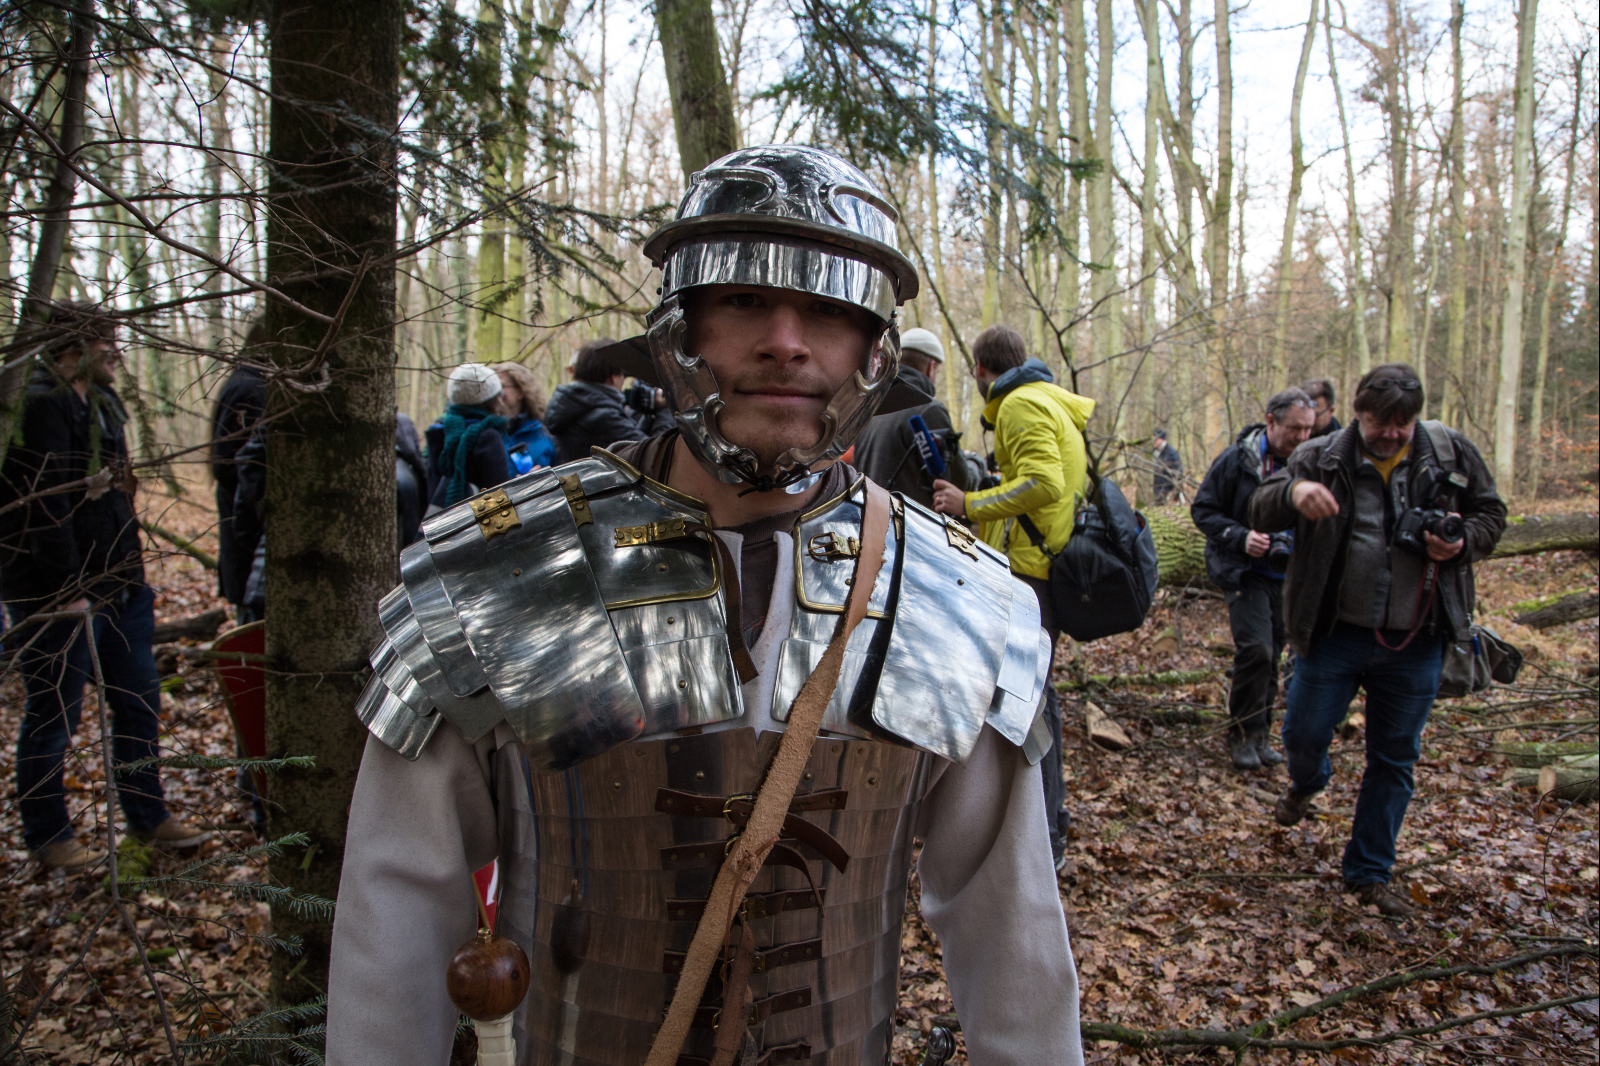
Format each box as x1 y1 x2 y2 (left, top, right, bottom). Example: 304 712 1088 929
1441 0 1467 427
1514 591 1599 631
0 0 95 454
264 0 400 1006
1324 0 1371 376
1268 0 1319 392
655 0 739 180
1204 0 1232 460
1494 0 1539 490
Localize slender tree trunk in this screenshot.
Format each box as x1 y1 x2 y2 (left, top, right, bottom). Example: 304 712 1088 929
1441 0 1467 426
655 0 739 178
1494 0 1539 490
263 0 400 1005
475 0 506 363
1065 0 1089 355
1528 50 1581 498
1088 0 1118 410
1325 0 1371 374
1205 0 1232 459
1 0 95 451
1269 0 1319 392
1380 0 1412 363
1138 0 1161 398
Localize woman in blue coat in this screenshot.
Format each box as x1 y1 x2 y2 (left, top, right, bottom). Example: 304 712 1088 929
494 361 557 473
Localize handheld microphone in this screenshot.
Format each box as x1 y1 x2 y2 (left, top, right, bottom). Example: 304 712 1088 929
909 415 947 478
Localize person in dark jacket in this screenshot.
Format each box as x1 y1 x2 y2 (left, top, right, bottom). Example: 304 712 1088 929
1151 428 1183 504
851 327 980 508
492 361 557 473
544 339 658 464
0 303 209 871
232 429 268 621
424 363 512 511
1250 364 1505 915
1304 378 1342 439
209 324 268 618
1191 389 1315 771
395 411 428 548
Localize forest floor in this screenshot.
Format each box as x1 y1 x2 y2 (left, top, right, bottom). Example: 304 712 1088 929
0 490 1595 1064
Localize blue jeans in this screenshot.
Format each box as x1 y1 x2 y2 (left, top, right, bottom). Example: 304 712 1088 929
10 585 169 851
1281 622 1444 887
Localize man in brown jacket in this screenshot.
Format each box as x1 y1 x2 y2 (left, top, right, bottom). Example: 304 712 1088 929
1248 364 1505 916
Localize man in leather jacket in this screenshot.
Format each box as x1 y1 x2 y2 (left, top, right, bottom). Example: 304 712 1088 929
327 147 1081 1066
1249 364 1505 916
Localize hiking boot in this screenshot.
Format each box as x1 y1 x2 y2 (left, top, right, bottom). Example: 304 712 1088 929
1349 880 1417 917
132 818 212 850
1228 735 1261 771
33 839 106 872
1273 787 1317 827
1254 735 1285 766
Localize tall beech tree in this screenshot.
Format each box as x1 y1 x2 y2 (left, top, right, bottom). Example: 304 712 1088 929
655 0 739 178
262 0 401 1004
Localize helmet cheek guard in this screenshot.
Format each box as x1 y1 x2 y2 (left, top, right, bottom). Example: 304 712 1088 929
639 145 920 492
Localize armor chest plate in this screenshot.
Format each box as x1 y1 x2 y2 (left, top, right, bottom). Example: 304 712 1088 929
492 727 938 1066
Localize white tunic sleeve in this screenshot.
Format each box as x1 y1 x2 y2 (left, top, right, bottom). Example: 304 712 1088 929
916 725 1084 1066
326 725 502 1066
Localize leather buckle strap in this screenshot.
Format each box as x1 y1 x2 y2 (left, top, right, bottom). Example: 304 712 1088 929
655 787 849 818
662 937 822 976
665 889 827 923
656 789 852 872
691 988 812 1031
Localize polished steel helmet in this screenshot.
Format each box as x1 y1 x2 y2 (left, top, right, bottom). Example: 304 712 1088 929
639 145 921 490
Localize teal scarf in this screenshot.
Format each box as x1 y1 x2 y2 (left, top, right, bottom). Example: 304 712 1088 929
439 403 507 507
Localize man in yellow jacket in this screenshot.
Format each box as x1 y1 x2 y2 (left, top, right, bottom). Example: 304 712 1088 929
932 324 1094 870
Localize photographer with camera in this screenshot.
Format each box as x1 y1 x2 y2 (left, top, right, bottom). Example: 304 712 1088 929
544 338 667 464
1192 388 1316 770
1249 364 1505 915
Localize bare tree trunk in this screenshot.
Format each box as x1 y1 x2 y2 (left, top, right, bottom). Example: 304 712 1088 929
474 0 506 363
1205 0 1232 459
1269 0 1319 392
1138 0 1161 397
1065 0 1088 347
1528 49 1581 498
263 0 400 1005
1494 0 1539 490
1379 0 1412 363
1441 0 1467 426
655 0 739 179
1088 0 1119 411
1325 0 1371 374
1 0 95 452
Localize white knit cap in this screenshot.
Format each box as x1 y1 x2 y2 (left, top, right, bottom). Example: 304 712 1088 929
448 362 503 406
899 327 944 364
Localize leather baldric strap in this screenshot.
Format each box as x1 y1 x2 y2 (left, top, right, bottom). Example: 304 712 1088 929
643 480 892 1066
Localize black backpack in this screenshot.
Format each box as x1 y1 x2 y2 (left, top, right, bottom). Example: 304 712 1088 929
1018 459 1160 642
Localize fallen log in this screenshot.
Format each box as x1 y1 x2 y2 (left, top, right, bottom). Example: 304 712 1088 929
150 607 227 645
141 520 219 570
1057 668 1217 691
1514 589 1599 630
1509 762 1599 804
1139 508 1596 588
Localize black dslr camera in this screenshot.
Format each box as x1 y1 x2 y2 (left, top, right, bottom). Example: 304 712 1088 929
1393 464 1469 557
1266 532 1295 574
623 382 657 413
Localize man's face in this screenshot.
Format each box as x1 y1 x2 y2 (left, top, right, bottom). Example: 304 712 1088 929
1356 410 1416 458
1311 394 1335 431
1265 403 1315 459
59 339 121 386
972 362 999 398
688 284 880 469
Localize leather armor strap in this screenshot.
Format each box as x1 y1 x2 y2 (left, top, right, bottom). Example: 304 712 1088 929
665 889 825 923
655 788 852 872
662 936 822 976
690 988 813 1031
644 480 892 1066
682 520 759 683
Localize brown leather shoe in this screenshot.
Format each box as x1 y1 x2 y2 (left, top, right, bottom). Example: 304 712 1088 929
33 839 106 872
1273 787 1317 827
1349 880 1417 917
132 818 212 850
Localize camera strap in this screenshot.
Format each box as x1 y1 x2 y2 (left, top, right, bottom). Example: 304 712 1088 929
1373 560 1439 652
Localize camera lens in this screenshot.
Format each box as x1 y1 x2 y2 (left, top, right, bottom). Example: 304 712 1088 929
1435 513 1465 542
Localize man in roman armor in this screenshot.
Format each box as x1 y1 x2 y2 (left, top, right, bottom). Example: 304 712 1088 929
327 144 1083 1066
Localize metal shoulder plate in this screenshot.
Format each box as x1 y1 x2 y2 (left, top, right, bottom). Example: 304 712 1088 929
355 451 747 769
772 480 1051 763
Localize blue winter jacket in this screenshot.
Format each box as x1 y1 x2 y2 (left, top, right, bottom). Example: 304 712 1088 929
504 415 558 474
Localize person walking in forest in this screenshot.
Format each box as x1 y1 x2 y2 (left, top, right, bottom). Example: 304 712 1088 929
1251 365 1506 916
928 324 1094 872
209 322 267 621
1191 389 1316 771
423 363 512 511
1151 428 1183 504
492 361 557 473
0 303 210 872
1304 378 1342 439
327 146 1081 1066
851 326 981 508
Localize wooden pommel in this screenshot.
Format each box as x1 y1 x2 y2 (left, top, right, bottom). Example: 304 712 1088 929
446 929 531 1021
